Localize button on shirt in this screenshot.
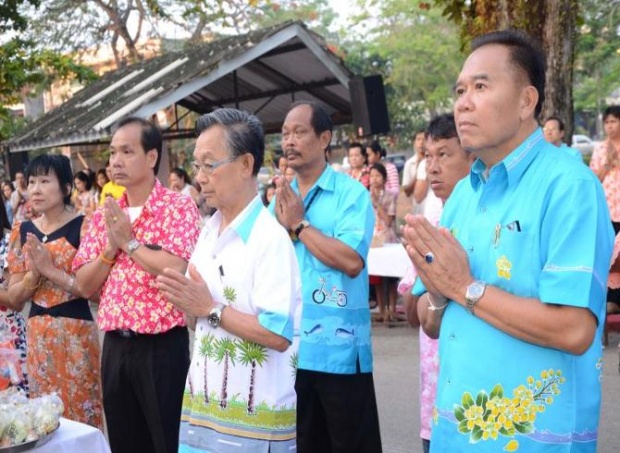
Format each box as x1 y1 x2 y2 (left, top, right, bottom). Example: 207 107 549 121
272 165 375 374
73 179 201 334
417 129 613 452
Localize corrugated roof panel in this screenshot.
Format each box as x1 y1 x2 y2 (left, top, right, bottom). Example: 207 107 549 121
78 70 145 107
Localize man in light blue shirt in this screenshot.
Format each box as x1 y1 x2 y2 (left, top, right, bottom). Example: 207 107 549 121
543 116 583 161
271 101 382 452
405 30 613 452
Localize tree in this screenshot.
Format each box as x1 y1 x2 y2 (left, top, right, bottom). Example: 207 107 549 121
237 340 268 415
198 332 216 403
23 0 272 67
435 0 580 142
349 0 463 147
214 337 237 409
0 0 96 142
573 0 620 137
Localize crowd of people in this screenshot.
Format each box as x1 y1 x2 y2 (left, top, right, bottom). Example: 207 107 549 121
0 29 618 453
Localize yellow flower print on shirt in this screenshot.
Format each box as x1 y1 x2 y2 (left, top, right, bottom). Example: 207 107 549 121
452 369 565 450
496 255 512 280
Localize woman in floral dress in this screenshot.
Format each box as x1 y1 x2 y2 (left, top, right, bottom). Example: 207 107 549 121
0 200 27 393
8 155 102 429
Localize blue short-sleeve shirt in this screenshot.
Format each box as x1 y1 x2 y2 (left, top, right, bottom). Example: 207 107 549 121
559 143 584 162
427 129 613 452
271 165 376 374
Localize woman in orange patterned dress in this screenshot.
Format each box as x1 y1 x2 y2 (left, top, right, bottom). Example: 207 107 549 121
8 154 103 429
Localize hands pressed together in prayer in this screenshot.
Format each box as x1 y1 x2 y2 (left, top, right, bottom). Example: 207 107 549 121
157 264 215 318
23 233 48 280
102 197 132 257
274 176 305 231
401 214 474 306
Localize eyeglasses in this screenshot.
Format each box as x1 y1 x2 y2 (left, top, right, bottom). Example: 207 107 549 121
191 156 237 175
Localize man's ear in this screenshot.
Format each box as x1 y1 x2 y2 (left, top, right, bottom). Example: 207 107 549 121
241 153 255 177
520 86 538 121
319 130 332 151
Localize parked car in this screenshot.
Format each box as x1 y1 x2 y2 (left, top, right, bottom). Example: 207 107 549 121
571 134 595 157
383 153 408 174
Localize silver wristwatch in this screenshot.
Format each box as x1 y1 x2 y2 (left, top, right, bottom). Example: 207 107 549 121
126 238 141 256
465 280 487 315
207 302 226 328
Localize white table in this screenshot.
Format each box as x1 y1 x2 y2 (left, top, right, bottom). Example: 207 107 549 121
367 243 411 278
32 418 110 453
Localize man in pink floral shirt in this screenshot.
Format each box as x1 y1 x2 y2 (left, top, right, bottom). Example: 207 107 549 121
73 117 201 453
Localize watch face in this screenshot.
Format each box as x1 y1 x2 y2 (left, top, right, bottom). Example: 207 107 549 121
207 313 220 328
467 282 485 300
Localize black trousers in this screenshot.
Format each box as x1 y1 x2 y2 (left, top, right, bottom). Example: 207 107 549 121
295 368 383 453
102 327 190 453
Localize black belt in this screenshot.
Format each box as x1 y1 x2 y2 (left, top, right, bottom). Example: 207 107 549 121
29 298 93 321
108 325 185 339
110 329 141 338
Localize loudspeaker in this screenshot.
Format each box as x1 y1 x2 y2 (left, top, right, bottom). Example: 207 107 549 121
349 75 390 137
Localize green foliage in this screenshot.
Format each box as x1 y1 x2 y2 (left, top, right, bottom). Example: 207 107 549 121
0 0 40 32
0 37 96 141
237 340 269 368
573 0 620 116
348 0 462 146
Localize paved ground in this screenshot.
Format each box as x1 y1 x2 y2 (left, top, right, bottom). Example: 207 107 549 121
372 323 620 453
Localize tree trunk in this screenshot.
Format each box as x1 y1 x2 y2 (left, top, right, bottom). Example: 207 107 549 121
542 0 578 143
203 357 209 404
220 353 229 409
247 361 256 415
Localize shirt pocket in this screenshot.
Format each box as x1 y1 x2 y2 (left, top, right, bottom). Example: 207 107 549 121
490 228 537 297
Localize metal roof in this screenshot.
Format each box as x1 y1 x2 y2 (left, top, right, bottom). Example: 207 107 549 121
4 21 354 153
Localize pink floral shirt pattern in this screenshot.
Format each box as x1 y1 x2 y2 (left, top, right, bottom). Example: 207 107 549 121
73 180 201 333
397 205 442 442
590 140 620 221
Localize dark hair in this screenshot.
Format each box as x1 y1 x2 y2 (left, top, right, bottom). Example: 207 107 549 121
74 170 92 191
26 154 73 205
261 182 276 206
195 108 265 176
2 181 14 192
171 167 192 185
369 162 387 182
471 30 545 119
95 168 109 188
115 116 163 174
426 113 459 141
368 140 385 158
603 105 620 122
0 197 9 230
289 100 333 153
544 116 565 132
348 142 368 163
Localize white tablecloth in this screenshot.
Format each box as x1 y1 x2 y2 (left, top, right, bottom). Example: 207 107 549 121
32 418 110 453
367 243 411 278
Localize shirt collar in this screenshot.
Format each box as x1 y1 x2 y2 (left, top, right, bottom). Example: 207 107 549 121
291 164 335 197
470 128 543 189
230 195 264 244
118 178 165 216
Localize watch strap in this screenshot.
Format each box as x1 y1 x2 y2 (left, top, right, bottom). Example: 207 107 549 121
294 220 310 237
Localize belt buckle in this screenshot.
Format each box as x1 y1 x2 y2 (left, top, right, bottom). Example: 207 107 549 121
117 329 136 338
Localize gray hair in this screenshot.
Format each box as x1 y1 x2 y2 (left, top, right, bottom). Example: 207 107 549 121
195 108 265 175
